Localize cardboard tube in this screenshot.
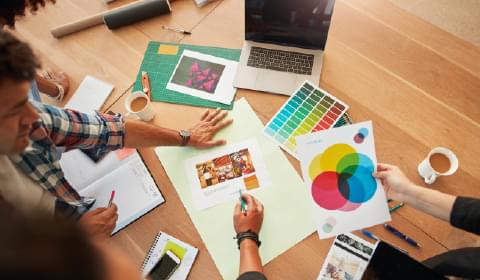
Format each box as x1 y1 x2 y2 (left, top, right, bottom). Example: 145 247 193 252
50 0 171 38
51 13 104 38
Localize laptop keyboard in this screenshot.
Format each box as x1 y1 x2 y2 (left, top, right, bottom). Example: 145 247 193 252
247 46 315 75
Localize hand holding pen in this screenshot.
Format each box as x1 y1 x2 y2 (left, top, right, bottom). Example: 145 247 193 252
234 193 264 235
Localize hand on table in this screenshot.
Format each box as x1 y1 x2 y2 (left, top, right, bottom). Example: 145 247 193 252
234 194 264 234
80 203 118 238
188 108 233 149
373 163 416 202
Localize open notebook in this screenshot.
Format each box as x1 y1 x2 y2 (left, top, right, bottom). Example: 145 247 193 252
59 75 165 234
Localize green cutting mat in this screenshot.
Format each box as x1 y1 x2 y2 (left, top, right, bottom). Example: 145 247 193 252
133 41 241 110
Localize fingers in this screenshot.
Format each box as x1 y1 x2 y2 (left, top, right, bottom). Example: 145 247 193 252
98 203 118 220
377 163 395 172
204 108 221 122
214 119 233 131
242 194 257 210
201 109 210 121
203 139 226 148
234 201 242 216
211 111 228 125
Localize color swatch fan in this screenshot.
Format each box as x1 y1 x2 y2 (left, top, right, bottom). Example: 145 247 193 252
264 81 349 158
297 121 391 239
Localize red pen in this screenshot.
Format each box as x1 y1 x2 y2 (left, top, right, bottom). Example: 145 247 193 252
141 71 151 99
108 190 116 207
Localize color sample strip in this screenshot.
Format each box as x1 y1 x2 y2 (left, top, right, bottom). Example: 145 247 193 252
264 81 349 158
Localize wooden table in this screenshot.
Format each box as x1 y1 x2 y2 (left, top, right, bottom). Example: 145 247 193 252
14 0 480 278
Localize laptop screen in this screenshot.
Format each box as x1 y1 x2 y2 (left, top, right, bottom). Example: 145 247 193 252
245 0 335 50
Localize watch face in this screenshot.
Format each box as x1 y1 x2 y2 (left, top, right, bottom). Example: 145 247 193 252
180 130 190 137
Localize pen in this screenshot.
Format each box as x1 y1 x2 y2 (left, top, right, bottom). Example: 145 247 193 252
362 229 409 254
361 229 379 241
108 190 116 207
141 71 151 98
162 25 192 35
389 202 404 213
384 224 421 248
239 189 246 216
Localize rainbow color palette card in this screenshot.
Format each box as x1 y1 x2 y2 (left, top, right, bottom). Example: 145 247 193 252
263 81 349 158
296 121 391 239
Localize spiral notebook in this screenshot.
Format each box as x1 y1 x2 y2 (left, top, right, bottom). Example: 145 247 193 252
141 232 199 279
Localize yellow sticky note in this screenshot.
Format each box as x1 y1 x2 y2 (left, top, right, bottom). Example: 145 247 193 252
161 240 187 260
158 44 179 55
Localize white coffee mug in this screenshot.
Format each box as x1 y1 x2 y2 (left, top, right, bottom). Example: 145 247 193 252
125 91 155 122
417 147 459 184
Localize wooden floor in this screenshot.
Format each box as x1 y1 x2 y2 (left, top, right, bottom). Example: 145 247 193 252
12 0 480 279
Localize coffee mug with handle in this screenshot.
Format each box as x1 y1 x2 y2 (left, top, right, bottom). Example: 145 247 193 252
417 147 459 184
124 91 155 122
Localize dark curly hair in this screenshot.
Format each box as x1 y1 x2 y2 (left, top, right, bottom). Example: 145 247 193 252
0 0 56 27
0 30 40 83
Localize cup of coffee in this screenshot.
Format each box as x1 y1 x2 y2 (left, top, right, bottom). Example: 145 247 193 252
417 147 459 184
125 91 155 122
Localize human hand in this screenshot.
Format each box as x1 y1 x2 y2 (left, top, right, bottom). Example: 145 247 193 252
188 108 233 149
80 204 118 238
234 194 264 234
373 163 416 202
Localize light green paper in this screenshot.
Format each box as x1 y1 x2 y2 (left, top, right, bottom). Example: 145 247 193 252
155 98 315 280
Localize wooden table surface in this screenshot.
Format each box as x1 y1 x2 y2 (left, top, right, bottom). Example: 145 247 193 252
13 0 480 279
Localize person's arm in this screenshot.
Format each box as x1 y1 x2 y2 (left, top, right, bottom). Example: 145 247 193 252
374 163 480 234
124 108 232 148
234 194 267 280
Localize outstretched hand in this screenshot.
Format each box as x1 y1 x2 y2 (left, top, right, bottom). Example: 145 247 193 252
188 108 233 149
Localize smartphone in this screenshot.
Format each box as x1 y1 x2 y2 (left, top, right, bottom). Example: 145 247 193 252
149 250 181 280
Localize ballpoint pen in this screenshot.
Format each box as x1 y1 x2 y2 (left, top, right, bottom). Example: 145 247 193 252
239 189 246 216
384 224 421 248
162 25 192 35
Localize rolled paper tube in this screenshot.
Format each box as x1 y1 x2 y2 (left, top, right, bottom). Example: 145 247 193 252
103 0 171 30
51 13 104 38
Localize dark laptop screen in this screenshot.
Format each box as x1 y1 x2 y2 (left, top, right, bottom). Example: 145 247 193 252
245 0 335 50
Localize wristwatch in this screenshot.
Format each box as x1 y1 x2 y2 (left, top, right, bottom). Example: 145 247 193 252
179 130 191 146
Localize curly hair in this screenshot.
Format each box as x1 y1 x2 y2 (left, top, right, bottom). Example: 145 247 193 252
0 0 56 27
0 30 40 82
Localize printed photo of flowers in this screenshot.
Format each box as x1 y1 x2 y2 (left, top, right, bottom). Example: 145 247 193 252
170 56 226 94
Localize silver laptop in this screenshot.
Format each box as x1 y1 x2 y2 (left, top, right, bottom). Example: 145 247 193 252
234 0 336 96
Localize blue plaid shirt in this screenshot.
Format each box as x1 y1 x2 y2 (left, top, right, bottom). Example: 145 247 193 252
9 101 125 218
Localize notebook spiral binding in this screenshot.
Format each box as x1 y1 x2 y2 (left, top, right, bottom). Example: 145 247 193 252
140 232 163 273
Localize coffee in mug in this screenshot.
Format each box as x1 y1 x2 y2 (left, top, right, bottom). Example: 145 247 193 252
417 147 458 184
125 91 155 122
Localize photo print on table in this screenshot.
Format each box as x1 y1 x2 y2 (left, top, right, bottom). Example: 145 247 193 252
185 139 271 210
167 50 238 105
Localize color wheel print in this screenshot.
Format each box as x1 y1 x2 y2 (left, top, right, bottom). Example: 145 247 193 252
308 136 377 214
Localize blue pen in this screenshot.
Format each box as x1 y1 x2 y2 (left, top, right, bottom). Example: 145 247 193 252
361 229 379 241
362 229 409 254
384 224 421 248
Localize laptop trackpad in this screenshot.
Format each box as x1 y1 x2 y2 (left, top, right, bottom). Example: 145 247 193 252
255 69 295 95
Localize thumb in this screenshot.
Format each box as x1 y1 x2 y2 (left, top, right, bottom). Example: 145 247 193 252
204 139 226 148
373 171 389 180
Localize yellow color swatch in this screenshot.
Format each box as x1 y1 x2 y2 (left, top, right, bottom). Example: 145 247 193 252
158 44 179 55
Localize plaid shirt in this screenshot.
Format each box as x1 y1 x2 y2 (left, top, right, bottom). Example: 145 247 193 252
9 101 125 218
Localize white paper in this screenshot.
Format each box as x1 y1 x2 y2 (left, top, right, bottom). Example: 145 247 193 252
60 150 134 191
141 232 199 280
185 139 271 210
318 233 377 280
79 155 164 234
64 75 114 114
297 121 391 239
166 50 237 105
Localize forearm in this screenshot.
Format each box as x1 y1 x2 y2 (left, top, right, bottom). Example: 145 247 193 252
123 119 182 148
239 239 263 275
403 184 456 222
